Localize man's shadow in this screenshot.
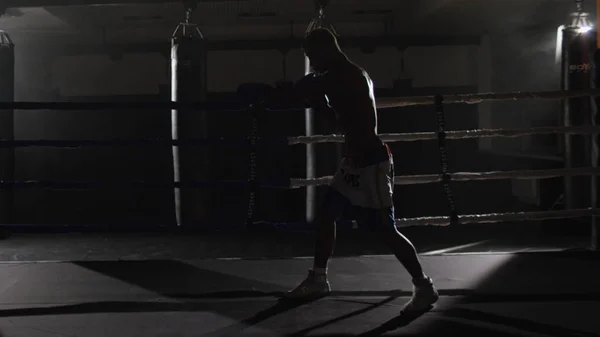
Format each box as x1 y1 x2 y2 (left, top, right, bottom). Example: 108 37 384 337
357 307 433 337
202 295 430 337
288 297 430 337
200 297 321 337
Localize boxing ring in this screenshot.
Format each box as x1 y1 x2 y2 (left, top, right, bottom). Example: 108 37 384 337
1 49 600 337
0 2 597 248
0 88 598 336
0 87 598 239
1 5 600 337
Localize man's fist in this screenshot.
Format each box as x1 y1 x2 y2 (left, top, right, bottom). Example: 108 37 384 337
271 78 328 109
295 73 322 99
270 81 296 105
307 93 329 110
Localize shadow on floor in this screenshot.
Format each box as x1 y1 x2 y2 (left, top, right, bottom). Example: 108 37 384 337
72 259 285 299
0 255 597 337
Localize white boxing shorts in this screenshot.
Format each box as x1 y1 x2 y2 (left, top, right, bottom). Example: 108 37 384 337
329 144 394 210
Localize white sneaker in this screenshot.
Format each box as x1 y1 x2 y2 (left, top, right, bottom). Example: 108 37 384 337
402 276 439 312
283 269 331 300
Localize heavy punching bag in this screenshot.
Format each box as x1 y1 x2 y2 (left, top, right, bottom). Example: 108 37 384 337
0 31 15 227
171 15 208 227
562 26 594 211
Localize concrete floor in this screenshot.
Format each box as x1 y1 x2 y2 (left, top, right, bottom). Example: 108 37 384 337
0 233 597 336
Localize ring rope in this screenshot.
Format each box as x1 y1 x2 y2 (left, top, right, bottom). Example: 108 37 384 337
3 88 600 112
2 88 597 229
0 180 296 190
288 126 600 145
393 208 597 227
290 167 600 188
0 138 285 148
3 167 595 190
0 101 248 111
375 88 600 109
263 208 597 229
3 125 597 149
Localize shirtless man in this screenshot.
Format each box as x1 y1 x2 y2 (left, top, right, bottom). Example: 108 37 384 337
283 28 438 312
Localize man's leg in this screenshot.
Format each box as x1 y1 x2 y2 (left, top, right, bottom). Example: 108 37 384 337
368 157 438 311
374 207 438 311
376 206 427 281
284 187 347 299
313 189 347 270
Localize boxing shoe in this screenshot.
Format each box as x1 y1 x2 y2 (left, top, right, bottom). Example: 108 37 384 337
402 276 439 313
283 269 331 300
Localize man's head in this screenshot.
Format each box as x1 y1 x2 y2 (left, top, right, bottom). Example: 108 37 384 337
303 28 342 72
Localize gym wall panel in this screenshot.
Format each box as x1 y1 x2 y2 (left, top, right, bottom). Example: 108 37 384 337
49 45 480 96
52 53 168 97
206 50 282 92
403 45 479 88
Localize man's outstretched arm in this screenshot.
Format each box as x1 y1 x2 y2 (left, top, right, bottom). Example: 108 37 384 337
294 73 324 101
269 73 333 113
293 73 335 112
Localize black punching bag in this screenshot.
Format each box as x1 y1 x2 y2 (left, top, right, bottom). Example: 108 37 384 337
594 36 600 250
0 31 15 226
171 30 208 227
562 27 594 211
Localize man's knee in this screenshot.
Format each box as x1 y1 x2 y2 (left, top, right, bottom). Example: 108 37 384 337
316 188 348 218
377 225 400 243
374 222 399 242
313 213 336 231
313 207 340 231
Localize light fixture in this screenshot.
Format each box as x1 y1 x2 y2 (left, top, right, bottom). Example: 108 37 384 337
555 0 594 64
569 11 593 34
569 0 593 33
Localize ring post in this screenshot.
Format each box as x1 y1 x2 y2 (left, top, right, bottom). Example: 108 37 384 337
593 51 599 251
304 56 316 223
246 102 260 230
434 94 459 225
0 31 15 229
